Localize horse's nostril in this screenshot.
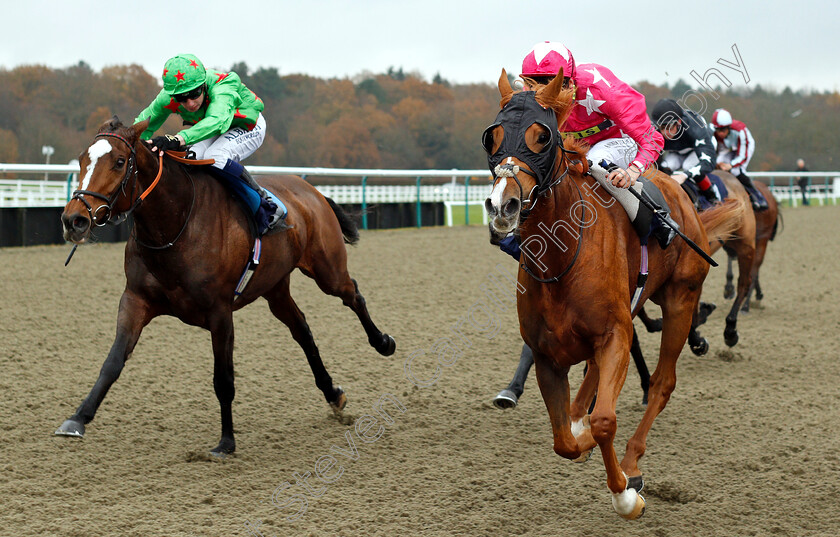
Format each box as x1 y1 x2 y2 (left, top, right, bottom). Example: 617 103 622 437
502 198 521 218
484 199 497 217
72 216 90 233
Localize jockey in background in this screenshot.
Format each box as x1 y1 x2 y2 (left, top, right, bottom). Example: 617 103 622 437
519 41 678 248
709 108 768 211
651 98 721 207
135 54 288 234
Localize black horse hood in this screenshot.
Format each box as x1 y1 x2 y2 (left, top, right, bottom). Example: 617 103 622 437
484 91 559 189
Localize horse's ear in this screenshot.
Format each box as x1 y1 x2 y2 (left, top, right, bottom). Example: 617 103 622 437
498 68 514 106
541 67 565 102
97 115 123 134
131 119 151 141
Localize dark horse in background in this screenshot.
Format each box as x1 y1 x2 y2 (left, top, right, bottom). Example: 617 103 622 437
724 181 781 312
56 117 395 455
483 71 744 518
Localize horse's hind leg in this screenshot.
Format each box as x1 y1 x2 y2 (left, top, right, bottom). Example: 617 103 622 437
264 277 345 410
55 291 154 438
209 311 237 455
724 250 736 299
310 263 395 357
724 242 755 347
630 328 650 405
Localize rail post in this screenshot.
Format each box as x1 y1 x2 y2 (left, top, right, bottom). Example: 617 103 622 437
416 176 422 228
464 177 471 225
361 176 368 230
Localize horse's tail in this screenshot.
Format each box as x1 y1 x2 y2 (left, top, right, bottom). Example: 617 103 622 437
325 197 360 245
771 210 783 241
699 198 746 243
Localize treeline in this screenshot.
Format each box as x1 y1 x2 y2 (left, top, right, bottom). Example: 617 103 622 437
1 61 837 171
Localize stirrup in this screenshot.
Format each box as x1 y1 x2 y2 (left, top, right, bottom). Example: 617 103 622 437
265 210 291 234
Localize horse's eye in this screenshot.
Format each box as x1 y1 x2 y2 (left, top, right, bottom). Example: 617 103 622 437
537 132 550 145
115 158 126 169
481 125 500 154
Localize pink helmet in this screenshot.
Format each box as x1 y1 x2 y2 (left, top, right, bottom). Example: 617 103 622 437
711 108 733 129
521 41 576 80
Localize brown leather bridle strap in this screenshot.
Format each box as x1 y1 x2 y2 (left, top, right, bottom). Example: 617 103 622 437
163 150 216 166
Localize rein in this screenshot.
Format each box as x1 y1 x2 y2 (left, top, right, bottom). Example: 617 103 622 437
72 133 193 250
519 172 586 284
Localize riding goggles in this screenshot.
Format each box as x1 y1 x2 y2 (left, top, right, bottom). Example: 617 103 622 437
174 86 204 103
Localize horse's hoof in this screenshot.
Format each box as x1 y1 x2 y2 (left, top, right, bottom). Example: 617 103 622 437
641 392 648 406
613 489 646 520
723 286 735 299
627 475 645 493
690 338 709 356
210 437 236 456
492 389 519 409
699 302 717 317
374 334 396 356
572 448 593 463
724 329 739 347
55 419 85 438
330 387 348 414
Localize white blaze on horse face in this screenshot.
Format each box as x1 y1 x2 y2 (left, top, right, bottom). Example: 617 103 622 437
81 139 113 191
489 177 508 213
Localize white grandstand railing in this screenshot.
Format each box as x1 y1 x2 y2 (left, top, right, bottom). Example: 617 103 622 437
1 163 838 221
0 163 494 228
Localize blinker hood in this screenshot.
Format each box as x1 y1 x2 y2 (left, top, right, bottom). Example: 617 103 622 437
483 91 560 191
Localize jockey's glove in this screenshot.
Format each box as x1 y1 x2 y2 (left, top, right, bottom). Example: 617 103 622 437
150 134 183 152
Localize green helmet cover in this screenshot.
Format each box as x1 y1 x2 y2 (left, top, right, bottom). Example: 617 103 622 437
162 54 206 95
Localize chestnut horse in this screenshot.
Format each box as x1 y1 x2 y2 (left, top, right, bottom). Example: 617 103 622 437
724 181 780 312
482 71 744 518
56 117 396 455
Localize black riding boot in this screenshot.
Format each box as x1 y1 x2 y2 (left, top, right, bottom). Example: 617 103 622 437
632 179 679 249
736 172 768 211
240 168 290 232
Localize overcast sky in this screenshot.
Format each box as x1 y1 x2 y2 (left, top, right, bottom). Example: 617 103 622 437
0 0 836 92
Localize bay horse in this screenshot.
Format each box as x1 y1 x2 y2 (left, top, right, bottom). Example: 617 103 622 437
482 70 744 518
724 180 780 312
56 117 396 455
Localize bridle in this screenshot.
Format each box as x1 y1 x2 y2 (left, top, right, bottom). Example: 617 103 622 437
491 140 579 223
72 132 142 227
71 133 194 250
489 132 585 284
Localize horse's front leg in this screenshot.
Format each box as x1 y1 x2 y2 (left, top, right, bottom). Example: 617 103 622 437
55 291 154 438
591 328 646 519
532 354 581 461
209 311 236 455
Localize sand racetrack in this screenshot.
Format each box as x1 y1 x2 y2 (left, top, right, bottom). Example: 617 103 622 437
2 205 839 537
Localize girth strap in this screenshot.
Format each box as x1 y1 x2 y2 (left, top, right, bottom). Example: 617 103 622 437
234 238 262 302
